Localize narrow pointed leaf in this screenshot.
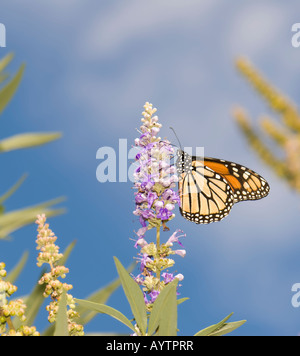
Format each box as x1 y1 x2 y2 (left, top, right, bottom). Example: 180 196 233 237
194 313 233 336
113 257 147 335
75 299 135 333
54 290 69 336
76 263 135 326
194 313 245 336
208 320 246 336
58 240 77 267
0 174 27 205
0 207 64 239
0 197 65 239
177 297 189 305
5 251 29 284
0 132 61 153
148 280 178 336
149 279 178 336
0 73 9 85
0 53 14 73
0 63 25 115
22 282 45 328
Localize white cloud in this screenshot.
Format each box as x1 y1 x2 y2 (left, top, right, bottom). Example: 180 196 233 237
78 0 219 60
227 2 288 57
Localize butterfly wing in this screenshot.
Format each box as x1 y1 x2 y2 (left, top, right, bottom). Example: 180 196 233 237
203 157 270 203
177 151 270 224
178 158 235 224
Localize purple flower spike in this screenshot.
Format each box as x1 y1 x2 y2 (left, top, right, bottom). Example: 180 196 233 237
133 102 179 229
131 102 187 310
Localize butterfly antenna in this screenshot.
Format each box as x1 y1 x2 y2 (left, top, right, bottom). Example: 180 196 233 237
169 127 183 151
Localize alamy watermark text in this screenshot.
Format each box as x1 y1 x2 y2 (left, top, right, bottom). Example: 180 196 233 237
292 23 300 48
0 23 6 48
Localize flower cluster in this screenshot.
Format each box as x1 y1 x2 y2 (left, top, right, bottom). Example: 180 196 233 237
36 214 84 336
133 102 180 234
132 102 186 308
0 262 39 336
235 58 300 193
236 57 299 122
135 229 186 307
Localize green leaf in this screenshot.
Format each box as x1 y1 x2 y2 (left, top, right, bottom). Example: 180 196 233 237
194 313 246 336
54 290 69 336
74 298 135 333
0 53 14 73
194 313 233 336
177 297 189 305
0 72 9 85
0 197 65 239
76 263 135 326
5 251 29 284
0 174 27 205
148 279 178 336
208 320 246 336
113 257 147 335
0 63 25 115
58 240 77 267
0 132 62 153
21 278 45 328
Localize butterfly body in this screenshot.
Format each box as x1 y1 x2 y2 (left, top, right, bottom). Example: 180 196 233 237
176 150 270 224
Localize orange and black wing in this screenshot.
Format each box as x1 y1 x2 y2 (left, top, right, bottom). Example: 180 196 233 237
177 153 270 224
203 157 270 203
178 158 235 224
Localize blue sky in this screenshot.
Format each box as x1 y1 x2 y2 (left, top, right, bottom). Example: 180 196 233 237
1 0 300 336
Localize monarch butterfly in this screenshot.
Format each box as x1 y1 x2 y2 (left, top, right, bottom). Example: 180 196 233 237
176 149 270 224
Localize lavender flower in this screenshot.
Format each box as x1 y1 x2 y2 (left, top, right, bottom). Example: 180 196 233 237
133 102 180 233
162 272 175 284
132 102 186 310
166 229 186 247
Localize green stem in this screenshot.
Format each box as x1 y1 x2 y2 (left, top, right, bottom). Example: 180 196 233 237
156 226 161 281
6 317 15 332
